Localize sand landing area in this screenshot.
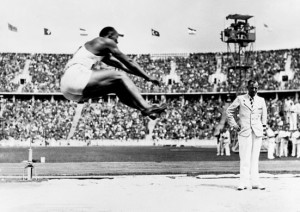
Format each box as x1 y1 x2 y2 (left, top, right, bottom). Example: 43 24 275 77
1 160 300 212
0 174 300 212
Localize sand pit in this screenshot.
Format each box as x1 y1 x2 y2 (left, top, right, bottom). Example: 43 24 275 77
0 174 300 212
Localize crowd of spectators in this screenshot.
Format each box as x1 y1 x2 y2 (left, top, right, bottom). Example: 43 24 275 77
0 53 29 92
26 53 71 93
0 48 300 93
0 98 75 142
1 48 300 143
0 95 298 143
152 97 223 140
222 49 286 92
71 99 149 141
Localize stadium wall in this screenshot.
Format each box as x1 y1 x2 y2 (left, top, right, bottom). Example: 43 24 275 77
0 138 217 148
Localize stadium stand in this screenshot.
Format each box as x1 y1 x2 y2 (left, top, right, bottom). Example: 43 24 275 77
0 48 299 149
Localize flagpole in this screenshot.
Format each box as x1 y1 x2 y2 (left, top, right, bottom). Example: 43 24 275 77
25 104 34 181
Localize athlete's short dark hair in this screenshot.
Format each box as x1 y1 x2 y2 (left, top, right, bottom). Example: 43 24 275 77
99 26 124 37
99 26 115 37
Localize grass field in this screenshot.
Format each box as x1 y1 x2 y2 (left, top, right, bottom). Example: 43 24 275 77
0 146 298 163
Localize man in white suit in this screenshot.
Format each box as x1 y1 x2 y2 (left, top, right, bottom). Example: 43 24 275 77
226 80 267 190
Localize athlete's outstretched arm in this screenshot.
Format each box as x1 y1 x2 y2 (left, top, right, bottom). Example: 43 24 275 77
102 54 135 74
107 41 160 85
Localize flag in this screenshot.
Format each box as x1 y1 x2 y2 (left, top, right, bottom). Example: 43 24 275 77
8 23 17 32
44 28 51 35
263 23 272 32
151 29 160 37
80 28 88 36
188 27 196 35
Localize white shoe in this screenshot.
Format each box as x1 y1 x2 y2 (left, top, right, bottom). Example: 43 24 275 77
268 157 275 159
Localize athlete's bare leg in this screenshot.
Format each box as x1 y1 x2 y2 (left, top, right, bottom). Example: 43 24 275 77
82 70 166 117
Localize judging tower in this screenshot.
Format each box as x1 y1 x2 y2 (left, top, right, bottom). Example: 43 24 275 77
220 14 256 95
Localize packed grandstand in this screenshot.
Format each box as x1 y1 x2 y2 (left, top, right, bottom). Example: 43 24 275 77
0 48 299 144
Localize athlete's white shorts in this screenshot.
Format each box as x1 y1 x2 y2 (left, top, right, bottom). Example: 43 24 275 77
60 64 92 102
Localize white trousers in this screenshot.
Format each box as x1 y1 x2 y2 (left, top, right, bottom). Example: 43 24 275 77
268 138 275 159
280 139 288 157
238 131 262 186
289 113 297 131
275 141 281 157
292 140 300 157
292 143 296 157
216 141 221 155
222 143 231 156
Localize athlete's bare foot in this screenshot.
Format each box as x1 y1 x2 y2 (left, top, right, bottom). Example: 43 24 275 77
141 103 167 120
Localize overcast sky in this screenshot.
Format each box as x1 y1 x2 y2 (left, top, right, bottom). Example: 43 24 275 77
0 0 300 54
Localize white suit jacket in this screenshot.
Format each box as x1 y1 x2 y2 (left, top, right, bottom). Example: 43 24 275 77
226 94 267 137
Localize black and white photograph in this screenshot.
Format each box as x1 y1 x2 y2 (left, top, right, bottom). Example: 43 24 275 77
0 0 300 211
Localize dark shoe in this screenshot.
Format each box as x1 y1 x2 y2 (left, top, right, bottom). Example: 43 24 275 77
237 186 247 191
142 104 167 120
252 184 265 190
237 183 249 190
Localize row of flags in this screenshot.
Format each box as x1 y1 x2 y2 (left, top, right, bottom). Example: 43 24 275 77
7 22 272 37
151 27 197 37
7 23 88 36
7 23 198 37
152 24 272 36
153 24 272 36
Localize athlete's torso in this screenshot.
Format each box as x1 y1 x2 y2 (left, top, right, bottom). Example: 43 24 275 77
66 44 104 69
